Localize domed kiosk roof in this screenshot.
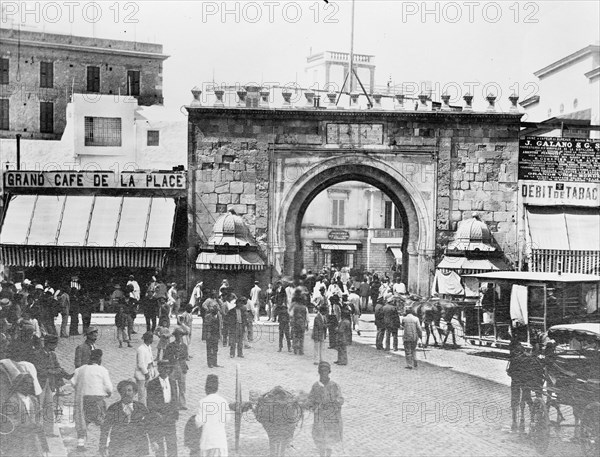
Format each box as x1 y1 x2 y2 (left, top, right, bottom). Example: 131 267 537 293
447 213 497 253
208 210 256 247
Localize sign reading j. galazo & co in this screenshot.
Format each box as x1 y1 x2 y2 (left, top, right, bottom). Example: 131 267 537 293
518 136 600 207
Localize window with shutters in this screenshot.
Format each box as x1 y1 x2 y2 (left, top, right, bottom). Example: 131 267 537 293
0 59 8 85
40 102 54 133
0 99 9 130
87 66 100 92
127 70 140 96
384 200 401 229
40 62 54 88
84 117 122 146
331 199 345 226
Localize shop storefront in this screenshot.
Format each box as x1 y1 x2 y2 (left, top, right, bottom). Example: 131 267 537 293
0 170 187 300
519 136 600 274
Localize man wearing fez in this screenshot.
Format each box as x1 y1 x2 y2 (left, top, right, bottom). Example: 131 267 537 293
147 360 181 457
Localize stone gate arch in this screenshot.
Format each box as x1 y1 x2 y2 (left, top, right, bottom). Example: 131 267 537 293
273 154 435 295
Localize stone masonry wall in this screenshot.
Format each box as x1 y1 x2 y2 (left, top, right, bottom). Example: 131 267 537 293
188 108 521 279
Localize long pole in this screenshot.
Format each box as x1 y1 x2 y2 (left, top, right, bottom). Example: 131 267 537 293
348 0 355 106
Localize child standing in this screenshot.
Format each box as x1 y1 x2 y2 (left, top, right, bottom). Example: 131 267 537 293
154 317 171 361
312 305 327 365
115 304 132 348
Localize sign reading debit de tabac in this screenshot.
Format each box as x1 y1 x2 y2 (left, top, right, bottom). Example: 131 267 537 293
3 171 186 190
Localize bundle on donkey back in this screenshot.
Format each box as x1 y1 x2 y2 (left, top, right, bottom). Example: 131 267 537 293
252 386 307 457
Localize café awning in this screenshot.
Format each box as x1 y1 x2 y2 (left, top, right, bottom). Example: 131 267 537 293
195 251 265 271
0 194 177 268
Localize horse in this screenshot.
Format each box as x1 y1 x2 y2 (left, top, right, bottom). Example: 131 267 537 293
396 294 463 348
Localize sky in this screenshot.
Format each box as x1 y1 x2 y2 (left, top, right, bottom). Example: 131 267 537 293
2 0 599 112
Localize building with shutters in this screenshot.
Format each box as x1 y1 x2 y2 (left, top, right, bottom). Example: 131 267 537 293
0 28 168 140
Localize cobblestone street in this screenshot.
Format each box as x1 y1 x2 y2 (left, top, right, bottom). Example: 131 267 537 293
43 314 585 457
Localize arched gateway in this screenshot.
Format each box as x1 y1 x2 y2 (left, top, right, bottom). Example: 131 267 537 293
273 155 433 295
186 101 521 297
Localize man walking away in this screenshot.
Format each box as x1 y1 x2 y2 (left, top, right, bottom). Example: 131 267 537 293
70 349 113 450
249 281 262 321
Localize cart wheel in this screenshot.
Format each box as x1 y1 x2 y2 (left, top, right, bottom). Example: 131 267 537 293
581 402 600 457
530 397 550 454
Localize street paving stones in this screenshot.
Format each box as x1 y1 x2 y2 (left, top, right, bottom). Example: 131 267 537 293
49 315 585 457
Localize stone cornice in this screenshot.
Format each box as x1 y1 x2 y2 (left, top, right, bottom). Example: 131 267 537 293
186 106 523 122
0 37 170 60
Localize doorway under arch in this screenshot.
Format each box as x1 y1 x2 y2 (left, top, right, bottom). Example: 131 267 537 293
274 158 434 295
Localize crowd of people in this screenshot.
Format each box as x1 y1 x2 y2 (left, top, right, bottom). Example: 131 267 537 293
0 267 418 456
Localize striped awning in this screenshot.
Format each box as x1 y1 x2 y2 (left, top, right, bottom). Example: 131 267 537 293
0 245 171 268
0 194 177 268
195 251 265 271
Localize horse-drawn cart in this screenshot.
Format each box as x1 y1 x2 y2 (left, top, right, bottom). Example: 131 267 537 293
529 323 600 455
464 272 600 348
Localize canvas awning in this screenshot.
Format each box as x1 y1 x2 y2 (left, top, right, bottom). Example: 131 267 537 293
0 194 176 268
195 251 265 271
388 246 403 262
526 206 600 251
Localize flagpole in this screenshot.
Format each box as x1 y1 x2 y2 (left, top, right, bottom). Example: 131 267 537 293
348 0 355 106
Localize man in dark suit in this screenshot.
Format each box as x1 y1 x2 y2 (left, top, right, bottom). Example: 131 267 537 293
227 297 249 358
146 360 180 457
382 296 401 351
99 380 151 457
74 326 98 368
